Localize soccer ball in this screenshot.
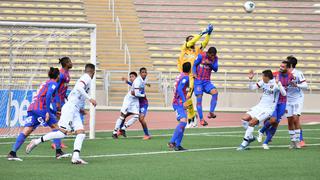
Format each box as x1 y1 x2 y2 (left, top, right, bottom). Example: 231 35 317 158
243 1 255 13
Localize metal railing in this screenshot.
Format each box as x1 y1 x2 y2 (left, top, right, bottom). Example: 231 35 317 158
115 16 122 50
108 0 132 71
108 0 115 22
124 43 131 72
104 70 320 107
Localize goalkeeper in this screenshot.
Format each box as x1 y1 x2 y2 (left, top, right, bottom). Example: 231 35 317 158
177 24 213 127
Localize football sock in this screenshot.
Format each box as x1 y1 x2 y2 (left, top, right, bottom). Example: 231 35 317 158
12 133 26 152
74 133 85 155
259 121 271 134
143 128 150 136
210 93 218 113
52 129 61 149
196 96 203 120
295 129 301 142
35 130 66 145
175 122 187 147
300 129 304 141
241 126 254 147
289 130 295 142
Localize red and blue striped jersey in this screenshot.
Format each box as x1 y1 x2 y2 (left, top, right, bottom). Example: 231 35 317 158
193 52 218 81
56 68 70 105
28 79 58 113
172 72 189 105
273 71 293 104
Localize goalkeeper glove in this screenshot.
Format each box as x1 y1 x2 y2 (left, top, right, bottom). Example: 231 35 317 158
200 29 208 36
207 24 214 35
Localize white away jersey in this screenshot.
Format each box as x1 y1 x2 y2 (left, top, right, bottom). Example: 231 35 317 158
253 79 280 109
127 76 147 98
287 69 306 102
67 73 91 109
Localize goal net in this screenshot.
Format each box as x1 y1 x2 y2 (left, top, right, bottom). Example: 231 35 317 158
0 22 96 139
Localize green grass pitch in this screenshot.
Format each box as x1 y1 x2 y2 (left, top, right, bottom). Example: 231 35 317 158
1 125 320 180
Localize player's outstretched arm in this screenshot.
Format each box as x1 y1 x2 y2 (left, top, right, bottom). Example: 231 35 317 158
186 26 208 48
248 70 260 90
200 24 213 50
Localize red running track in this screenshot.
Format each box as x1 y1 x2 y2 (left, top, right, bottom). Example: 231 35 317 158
91 111 320 132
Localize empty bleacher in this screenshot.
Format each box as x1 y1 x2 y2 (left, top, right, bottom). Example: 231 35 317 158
134 0 320 91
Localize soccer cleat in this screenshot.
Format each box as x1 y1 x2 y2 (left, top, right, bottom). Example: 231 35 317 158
51 142 68 149
56 152 72 160
207 112 217 119
112 133 118 139
7 152 23 161
262 143 270 150
119 129 127 137
200 120 208 126
300 140 306 147
186 123 192 129
143 135 151 140
257 130 263 143
190 115 198 128
295 141 301 149
167 142 176 149
71 158 88 165
192 121 198 128
236 145 248 151
289 141 296 149
174 146 187 151
26 139 37 154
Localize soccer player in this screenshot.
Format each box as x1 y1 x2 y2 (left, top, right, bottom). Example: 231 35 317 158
192 47 219 126
257 61 292 149
168 62 191 151
119 70 151 140
285 56 308 149
51 56 73 150
26 64 97 165
237 69 286 151
177 24 213 128
112 68 147 139
7 67 68 161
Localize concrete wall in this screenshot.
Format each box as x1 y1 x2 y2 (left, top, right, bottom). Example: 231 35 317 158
97 90 319 113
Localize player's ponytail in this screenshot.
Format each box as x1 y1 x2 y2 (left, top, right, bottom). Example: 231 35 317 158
59 56 71 67
48 67 60 79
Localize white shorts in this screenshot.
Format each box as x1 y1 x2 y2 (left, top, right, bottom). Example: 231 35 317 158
285 101 303 117
58 103 83 131
120 95 139 115
246 105 273 122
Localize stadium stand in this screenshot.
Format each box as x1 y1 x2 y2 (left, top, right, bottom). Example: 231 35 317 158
134 0 320 91
83 0 165 106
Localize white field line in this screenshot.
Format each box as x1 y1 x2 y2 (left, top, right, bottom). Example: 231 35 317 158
1 128 320 145
1 143 320 159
